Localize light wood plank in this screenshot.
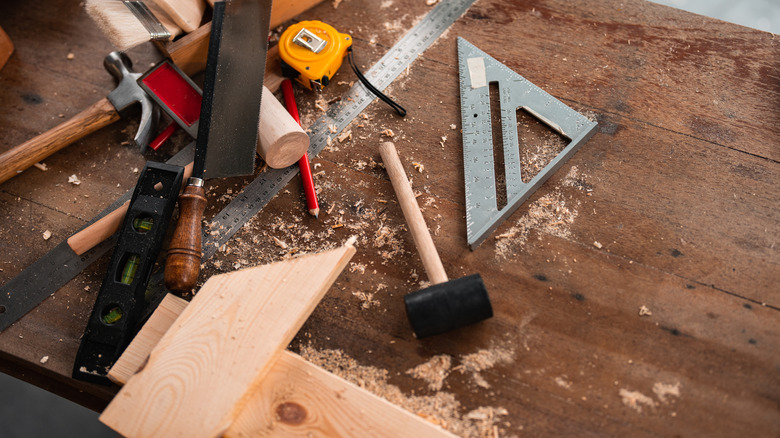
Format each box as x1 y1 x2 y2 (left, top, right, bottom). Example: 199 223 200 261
109 294 455 437
100 242 356 437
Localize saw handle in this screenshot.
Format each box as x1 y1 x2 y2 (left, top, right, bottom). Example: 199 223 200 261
0 97 120 185
379 142 448 285
164 181 207 294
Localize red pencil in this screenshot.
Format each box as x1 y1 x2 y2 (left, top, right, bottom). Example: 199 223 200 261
281 79 320 218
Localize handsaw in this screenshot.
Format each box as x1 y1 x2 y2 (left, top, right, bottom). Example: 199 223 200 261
458 37 598 249
165 0 271 294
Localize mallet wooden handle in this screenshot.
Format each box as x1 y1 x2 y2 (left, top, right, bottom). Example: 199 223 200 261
164 181 207 293
0 97 120 185
379 142 448 285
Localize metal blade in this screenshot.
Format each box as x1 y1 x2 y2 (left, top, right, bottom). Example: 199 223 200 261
199 0 272 180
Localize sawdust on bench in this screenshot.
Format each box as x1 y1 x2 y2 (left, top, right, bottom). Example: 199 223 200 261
299 344 512 437
494 166 588 259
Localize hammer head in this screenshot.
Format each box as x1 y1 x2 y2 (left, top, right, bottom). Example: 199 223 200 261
404 274 493 339
104 52 159 152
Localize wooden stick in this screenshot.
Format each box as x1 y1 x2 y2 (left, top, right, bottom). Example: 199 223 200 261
100 242 357 437
67 200 129 256
379 142 448 285
0 98 120 185
67 161 194 255
151 0 206 33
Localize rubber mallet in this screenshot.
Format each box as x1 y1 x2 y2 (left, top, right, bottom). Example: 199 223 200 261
379 142 493 338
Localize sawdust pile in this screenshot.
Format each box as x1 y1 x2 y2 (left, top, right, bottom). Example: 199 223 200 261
620 382 680 413
299 345 511 437
454 345 515 389
494 190 578 258
406 354 452 391
494 165 589 259
619 388 657 413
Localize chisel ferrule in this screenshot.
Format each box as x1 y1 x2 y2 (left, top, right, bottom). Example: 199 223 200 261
187 177 204 187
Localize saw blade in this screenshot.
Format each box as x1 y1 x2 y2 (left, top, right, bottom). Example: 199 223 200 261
458 37 598 250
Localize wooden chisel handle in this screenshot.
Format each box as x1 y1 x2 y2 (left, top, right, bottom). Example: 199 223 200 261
164 180 207 294
0 97 120 185
379 142 449 285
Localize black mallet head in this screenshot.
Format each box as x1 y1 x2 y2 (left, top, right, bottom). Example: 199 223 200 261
404 274 493 339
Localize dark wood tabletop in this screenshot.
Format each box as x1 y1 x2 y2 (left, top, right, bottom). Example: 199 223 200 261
0 0 778 436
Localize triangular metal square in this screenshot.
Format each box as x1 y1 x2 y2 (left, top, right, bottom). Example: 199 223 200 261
458 37 598 249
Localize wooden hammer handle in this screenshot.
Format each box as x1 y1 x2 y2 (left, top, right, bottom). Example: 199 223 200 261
379 142 448 285
0 97 120 185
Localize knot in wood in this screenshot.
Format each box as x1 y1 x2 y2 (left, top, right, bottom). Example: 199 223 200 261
276 401 307 425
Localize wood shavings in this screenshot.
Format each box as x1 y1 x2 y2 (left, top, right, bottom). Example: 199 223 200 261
653 382 681 403
412 162 425 173
450 124 457 130
328 124 338 133
639 305 653 316
349 262 367 274
42 230 52 240
495 191 578 259
40 356 49 364
33 162 48 171
66 53 75 60
426 0 440 5
593 241 603 249
406 354 452 391
272 237 288 249
619 388 656 413
68 174 81 185
298 344 510 437
337 130 352 143
352 290 380 309
454 345 514 389
382 128 395 137
332 0 343 8
554 376 572 389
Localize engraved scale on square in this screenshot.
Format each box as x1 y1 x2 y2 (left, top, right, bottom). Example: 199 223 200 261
457 37 598 250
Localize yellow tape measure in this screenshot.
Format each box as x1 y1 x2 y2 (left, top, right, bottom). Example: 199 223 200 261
279 21 352 91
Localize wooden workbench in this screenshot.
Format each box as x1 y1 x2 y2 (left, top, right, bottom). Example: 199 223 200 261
0 0 778 436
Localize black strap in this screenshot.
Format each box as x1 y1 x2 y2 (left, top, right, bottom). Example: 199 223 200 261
347 47 406 117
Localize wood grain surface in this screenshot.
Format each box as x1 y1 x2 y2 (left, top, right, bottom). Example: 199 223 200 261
101 243 356 437
109 293 456 438
0 0 777 436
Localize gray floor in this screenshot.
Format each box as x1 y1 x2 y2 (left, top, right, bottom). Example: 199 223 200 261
0 372 114 437
2 1 778 437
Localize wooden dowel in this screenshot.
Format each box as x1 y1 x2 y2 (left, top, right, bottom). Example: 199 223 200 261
66 162 194 255
257 86 309 169
379 142 448 285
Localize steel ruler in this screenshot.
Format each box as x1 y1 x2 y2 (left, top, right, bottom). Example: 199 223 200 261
458 37 598 249
0 0 476 332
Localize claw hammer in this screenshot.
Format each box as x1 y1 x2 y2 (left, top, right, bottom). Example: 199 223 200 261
0 52 159 185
